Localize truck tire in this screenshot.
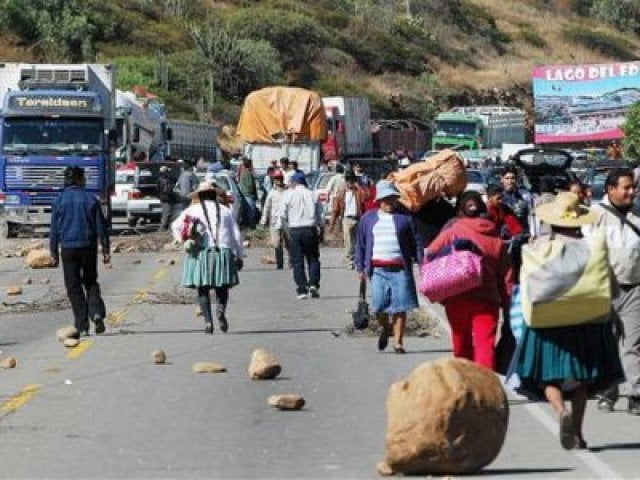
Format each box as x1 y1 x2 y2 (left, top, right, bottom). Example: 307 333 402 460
127 216 138 228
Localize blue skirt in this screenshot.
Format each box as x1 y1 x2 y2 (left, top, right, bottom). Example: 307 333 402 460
181 247 239 289
371 267 418 314
511 322 624 397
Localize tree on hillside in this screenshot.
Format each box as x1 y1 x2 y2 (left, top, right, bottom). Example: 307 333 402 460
623 102 640 160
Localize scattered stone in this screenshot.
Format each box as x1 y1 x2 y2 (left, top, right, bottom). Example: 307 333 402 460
192 362 226 373
156 258 165 264
6 285 22 296
0 357 17 369
26 249 55 269
64 379 73 385
376 461 393 477
195 307 203 317
112 242 122 253
260 255 277 265
126 246 136 253
152 349 167 365
381 358 508 476
268 394 305 411
243 240 251 248
63 338 80 348
248 349 282 380
3 252 13 258
168 259 176 266
23 277 33 285
40 278 50 285
56 326 78 342
132 259 142 265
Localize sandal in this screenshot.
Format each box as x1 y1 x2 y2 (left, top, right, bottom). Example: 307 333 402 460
394 346 406 354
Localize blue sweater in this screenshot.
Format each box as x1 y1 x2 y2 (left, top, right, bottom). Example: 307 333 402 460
49 186 110 254
355 209 421 277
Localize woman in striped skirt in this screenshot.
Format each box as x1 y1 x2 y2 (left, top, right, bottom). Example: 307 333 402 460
171 182 244 334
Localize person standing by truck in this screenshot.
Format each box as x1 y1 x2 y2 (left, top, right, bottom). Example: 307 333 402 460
175 162 199 216
49 167 110 338
329 171 367 269
157 166 177 231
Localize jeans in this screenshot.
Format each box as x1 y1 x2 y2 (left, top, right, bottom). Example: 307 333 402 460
61 247 106 332
160 201 175 230
288 226 321 294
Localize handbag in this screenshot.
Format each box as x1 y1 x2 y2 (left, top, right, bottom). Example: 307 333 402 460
521 231 611 328
419 238 484 304
352 278 370 330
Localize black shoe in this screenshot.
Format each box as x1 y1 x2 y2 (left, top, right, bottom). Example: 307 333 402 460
94 316 106 335
378 326 389 351
628 396 640 415
309 286 320 298
204 323 214 335
218 312 228 333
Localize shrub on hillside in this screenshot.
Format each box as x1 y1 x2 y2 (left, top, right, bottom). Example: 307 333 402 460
590 0 640 33
562 26 634 59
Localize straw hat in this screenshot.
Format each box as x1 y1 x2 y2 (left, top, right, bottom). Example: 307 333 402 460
189 181 223 200
536 192 598 228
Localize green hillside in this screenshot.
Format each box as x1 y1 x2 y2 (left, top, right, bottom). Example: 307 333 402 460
1 0 639 124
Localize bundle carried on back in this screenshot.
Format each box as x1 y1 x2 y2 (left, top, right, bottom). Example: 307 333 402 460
391 149 467 212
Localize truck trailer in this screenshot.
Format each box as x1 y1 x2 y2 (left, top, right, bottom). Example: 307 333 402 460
432 106 525 151
167 119 219 163
322 96 372 162
0 63 116 238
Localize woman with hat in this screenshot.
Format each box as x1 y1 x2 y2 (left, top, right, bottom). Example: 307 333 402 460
355 180 421 353
171 182 244 334
510 192 624 450
427 191 513 370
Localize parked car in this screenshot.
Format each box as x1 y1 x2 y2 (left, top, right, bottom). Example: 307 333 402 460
311 171 336 221
513 148 578 194
465 168 488 196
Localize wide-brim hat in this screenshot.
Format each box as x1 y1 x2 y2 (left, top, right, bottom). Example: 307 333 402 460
375 180 400 201
189 181 222 199
536 192 598 228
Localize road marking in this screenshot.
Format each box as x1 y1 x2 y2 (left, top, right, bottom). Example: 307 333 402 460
1 384 41 413
153 269 167 281
524 403 621 480
66 340 94 359
107 310 127 326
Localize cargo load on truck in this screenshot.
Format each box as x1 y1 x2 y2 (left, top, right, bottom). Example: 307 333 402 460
391 149 467 212
432 106 525 151
237 87 327 172
0 63 116 238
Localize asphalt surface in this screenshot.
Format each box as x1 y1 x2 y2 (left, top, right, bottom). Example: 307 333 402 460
0 245 639 479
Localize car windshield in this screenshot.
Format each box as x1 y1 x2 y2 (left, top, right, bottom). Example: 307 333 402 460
2 118 103 154
466 170 485 183
435 121 477 136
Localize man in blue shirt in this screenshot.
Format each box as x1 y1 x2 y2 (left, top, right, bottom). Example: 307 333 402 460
50 167 110 337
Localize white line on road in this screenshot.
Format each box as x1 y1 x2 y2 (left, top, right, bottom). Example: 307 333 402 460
524 403 621 480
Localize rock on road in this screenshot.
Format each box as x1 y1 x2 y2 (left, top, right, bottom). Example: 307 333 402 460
0 246 639 479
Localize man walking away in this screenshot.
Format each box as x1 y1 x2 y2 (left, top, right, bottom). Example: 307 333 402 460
278 171 322 299
50 167 110 337
260 169 288 270
157 165 177 231
584 168 640 415
175 162 199 216
329 170 367 268
355 180 421 354
239 157 259 228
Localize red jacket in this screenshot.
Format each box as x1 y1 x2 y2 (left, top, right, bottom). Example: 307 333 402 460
426 217 513 308
487 204 523 239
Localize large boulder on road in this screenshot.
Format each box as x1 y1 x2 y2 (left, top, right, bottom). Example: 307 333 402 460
26 249 54 269
380 358 508 476
248 349 281 380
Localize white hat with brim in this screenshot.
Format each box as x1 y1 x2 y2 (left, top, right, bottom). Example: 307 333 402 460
375 180 401 202
189 181 220 199
536 192 599 228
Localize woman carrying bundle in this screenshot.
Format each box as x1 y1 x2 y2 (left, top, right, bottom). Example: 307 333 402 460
171 182 244 334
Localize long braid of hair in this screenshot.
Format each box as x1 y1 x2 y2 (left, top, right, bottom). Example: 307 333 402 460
199 191 221 250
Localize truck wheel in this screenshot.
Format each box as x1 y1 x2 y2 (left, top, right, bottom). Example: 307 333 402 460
127 216 138 228
0 221 17 239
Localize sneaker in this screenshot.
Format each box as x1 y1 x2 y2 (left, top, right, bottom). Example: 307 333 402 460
309 286 320 299
94 316 106 335
628 396 640 415
297 293 308 300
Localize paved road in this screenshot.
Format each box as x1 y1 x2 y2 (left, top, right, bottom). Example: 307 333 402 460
0 247 639 478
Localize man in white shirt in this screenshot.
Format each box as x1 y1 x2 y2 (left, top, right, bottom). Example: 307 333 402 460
278 171 322 299
260 170 287 270
584 168 640 415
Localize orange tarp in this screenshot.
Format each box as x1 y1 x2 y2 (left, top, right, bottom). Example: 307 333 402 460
236 87 327 143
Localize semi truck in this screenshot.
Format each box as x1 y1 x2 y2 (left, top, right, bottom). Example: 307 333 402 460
115 87 171 163
322 96 373 162
432 106 525 151
0 63 116 238
167 119 219 163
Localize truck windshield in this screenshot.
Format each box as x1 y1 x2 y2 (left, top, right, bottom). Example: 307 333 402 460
2 118 103 155
435 121 477 137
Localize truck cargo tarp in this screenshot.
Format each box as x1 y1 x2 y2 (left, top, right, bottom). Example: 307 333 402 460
236 87 327 143
391 149 467 212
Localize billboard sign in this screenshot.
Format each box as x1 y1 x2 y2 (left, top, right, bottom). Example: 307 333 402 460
533 62 640 143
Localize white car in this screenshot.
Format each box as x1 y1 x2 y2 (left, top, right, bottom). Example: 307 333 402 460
311 172 336 222
111 165 163 228
465 169 488 199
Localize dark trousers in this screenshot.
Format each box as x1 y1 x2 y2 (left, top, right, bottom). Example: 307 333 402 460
288 227 321 294
197 286 229 325
160 201 175 230
61 247 106 332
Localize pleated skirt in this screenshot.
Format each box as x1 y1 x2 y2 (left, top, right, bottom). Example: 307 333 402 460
181 247 239 289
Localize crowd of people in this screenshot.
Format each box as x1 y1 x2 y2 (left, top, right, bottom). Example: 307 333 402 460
48 155 640 452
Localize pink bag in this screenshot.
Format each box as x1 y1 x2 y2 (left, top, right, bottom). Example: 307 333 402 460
419 246 484 303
